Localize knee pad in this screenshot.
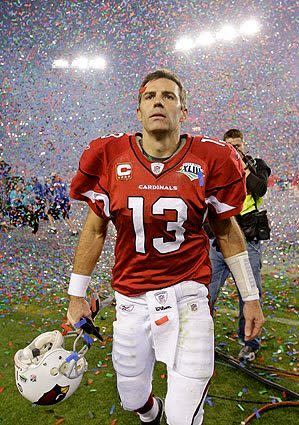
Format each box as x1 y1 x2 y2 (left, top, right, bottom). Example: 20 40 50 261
116 373 152 411
165 369 208 425
166 403 204 425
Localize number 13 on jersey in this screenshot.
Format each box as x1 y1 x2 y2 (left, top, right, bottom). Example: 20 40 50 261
128 197 188 254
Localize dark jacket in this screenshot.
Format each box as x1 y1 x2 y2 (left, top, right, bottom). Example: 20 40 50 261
205 157 271 240
245 157 271 199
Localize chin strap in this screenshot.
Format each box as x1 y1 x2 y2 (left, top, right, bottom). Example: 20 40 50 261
73 317 103 341
72 291 114 342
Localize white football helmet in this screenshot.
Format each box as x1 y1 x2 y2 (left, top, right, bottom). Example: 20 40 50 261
14 330 88 405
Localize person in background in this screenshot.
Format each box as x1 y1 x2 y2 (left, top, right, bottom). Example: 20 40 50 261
46 173 78 235
208 128 271 361
0 157 11 213
44 176 58 233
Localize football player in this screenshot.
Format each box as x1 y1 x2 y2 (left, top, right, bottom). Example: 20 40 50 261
66 69 264 425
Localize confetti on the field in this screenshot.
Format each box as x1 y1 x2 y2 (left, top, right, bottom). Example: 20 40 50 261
0 3 297 423
205 396 214 407
109 404 116 415
254 408 261 419
87 411 95 419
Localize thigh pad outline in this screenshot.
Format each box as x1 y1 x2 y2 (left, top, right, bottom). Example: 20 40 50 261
112 320 151 377
174 297 214 379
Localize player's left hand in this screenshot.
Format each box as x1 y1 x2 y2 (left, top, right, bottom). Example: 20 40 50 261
243 300 265 341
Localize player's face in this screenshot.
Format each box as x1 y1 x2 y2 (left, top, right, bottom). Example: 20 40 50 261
226 137 245 154
137 78 187 135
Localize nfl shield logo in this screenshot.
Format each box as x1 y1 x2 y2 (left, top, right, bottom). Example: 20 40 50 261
188 302 198 312
155 291 168 304
151 162 164 175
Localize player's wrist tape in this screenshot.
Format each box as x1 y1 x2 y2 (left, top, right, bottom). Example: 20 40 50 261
224 251 259 301
68 273 91 297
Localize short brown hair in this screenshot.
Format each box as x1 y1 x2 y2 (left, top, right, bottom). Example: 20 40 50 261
138 68 187 110
223 129 244 141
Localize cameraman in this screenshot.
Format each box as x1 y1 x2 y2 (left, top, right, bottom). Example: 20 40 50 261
208 129 271 361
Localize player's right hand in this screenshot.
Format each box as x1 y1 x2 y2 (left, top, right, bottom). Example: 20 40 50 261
243 299 265 341
67 296 92 326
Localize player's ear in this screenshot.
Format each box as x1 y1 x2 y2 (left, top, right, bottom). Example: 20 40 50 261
179 108 188 123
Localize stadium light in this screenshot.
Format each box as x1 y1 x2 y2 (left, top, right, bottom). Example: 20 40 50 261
196 31 215 46
175 37 195 51
89 56 107 69
216 25 238 41
52 56 107 70
240 19 260 35
71 57 89 69
52 59 69 69
175 19 261 51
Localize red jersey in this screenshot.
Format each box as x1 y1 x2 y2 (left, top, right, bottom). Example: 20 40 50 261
70 133 246 296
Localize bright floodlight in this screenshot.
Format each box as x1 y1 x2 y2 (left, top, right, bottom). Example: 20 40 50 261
216 25 238 41
71 57 89 69
89 56 107 69
175 37 195 51
196 31 215 46
52 59 69 69
240 19 260 35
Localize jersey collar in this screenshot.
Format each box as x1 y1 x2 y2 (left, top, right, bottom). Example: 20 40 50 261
130 133 193 178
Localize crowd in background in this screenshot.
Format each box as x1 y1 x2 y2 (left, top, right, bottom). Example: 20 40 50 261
0 157 77 235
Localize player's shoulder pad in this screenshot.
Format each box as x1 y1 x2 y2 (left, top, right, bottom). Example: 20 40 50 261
192 135 241 170
84 132 129 153
79 133 129 176
194 135 227 147
193 135 232 155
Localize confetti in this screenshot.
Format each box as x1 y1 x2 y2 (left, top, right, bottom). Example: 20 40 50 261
254 408 261 419
0 4 297 425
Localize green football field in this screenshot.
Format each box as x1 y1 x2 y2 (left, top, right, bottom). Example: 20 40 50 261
0 272 298 425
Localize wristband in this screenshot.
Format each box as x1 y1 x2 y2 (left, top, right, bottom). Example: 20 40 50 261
224 251 259 301
68 273 91 297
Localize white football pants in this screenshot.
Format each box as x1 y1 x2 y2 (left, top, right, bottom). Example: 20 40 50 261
112 281 214 425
